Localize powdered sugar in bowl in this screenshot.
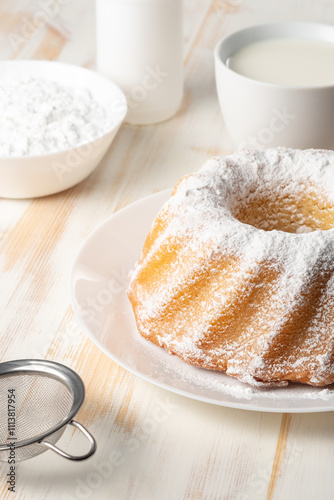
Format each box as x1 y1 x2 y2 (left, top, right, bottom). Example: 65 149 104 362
0 61 127 198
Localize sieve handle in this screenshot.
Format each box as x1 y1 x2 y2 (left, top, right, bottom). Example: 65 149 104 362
39 420 97 461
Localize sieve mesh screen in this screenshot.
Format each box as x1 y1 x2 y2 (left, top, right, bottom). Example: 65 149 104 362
0 373 74 462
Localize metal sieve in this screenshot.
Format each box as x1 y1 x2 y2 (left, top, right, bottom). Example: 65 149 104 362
0 359 96 462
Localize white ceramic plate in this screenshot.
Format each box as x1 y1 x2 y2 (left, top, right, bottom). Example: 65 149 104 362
70 190 334 413
0 61 127 198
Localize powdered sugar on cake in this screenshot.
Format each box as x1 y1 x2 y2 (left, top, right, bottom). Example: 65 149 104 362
128 148 334 388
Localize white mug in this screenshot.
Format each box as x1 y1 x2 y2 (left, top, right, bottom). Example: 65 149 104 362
215 22 334 150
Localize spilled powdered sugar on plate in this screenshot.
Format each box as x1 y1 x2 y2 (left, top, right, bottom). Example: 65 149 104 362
160 359 334 401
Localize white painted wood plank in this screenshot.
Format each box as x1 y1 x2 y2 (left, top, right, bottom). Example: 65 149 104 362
270 413 334 500
1 1 334 500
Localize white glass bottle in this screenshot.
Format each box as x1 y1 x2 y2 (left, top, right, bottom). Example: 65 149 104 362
96 0 183 125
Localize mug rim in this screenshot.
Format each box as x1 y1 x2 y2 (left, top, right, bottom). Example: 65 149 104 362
214 21 334 90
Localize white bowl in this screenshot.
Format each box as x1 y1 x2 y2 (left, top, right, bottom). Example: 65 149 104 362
214 22 334 150
0 61 127 198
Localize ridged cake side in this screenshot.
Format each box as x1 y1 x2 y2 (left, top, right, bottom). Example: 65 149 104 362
128 148 334 387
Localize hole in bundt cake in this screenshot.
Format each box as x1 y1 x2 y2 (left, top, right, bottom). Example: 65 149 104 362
231 190 334 233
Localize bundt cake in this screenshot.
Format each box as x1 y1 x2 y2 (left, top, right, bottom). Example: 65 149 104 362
128 148 334 387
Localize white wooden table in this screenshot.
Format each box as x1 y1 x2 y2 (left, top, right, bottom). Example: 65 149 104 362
1 1 334 499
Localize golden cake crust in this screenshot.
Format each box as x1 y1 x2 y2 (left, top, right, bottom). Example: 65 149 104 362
128 148 334 387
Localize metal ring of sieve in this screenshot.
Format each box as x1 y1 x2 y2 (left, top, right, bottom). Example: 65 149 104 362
0 359 96 461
